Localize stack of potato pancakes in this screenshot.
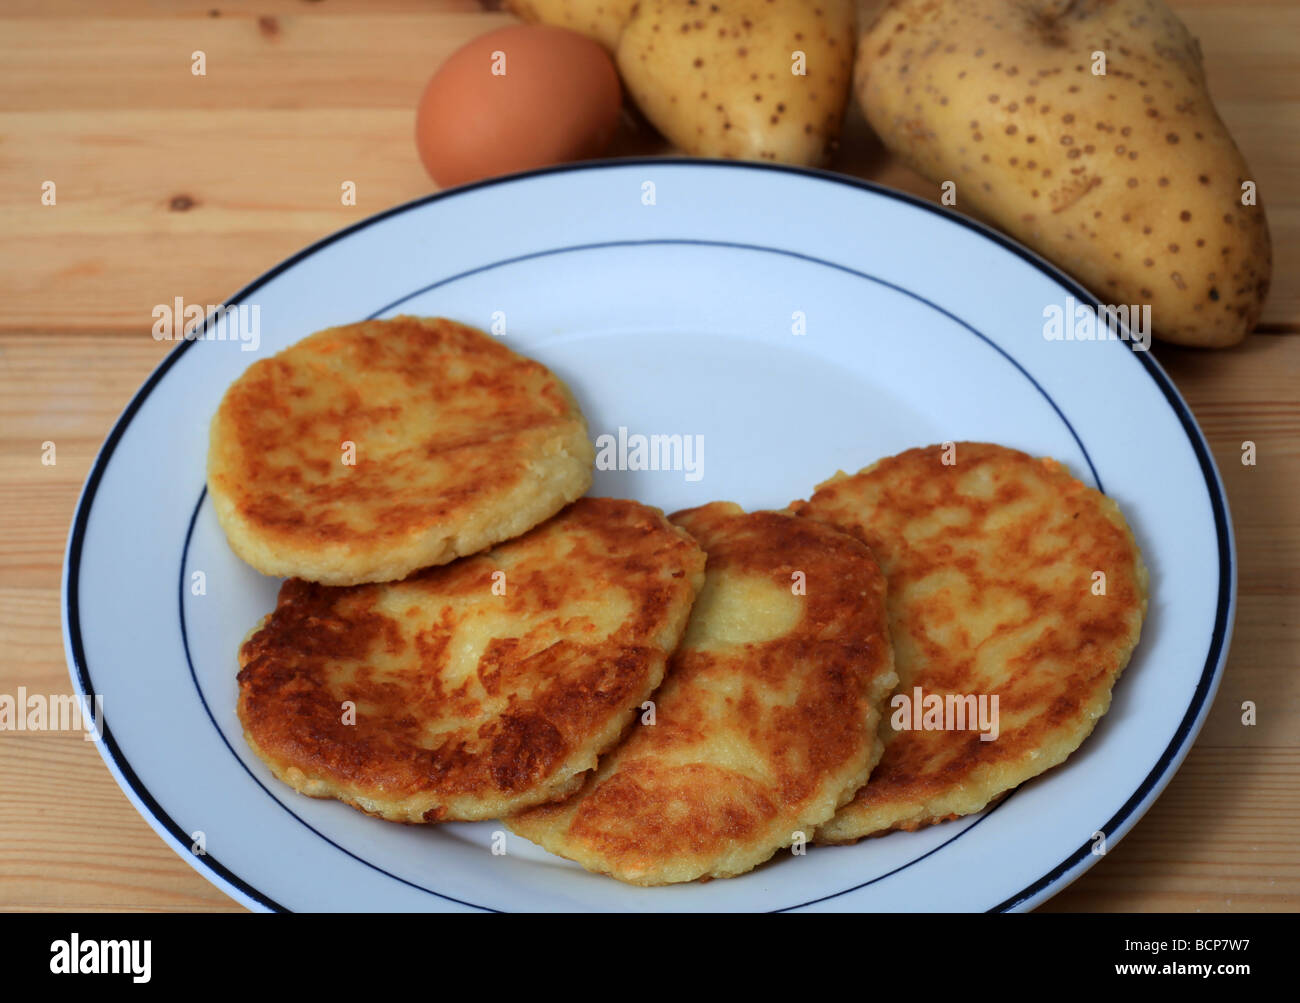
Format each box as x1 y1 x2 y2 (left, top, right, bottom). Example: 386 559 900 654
211 316 1148 886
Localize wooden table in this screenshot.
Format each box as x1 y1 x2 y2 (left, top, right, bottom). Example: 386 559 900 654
1 0 1295 912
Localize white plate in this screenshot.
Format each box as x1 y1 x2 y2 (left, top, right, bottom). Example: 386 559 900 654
63 160 1233 912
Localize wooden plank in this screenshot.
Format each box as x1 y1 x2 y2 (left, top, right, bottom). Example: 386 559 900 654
1 3 1296 332
0 0 484 17
0 730 242 911
0 13 510 111
1045 747 1300 912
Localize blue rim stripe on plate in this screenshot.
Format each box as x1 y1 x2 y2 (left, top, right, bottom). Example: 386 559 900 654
63 158 1232 913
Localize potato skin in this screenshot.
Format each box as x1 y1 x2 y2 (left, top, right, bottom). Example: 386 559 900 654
617 0 856 166
505 0 636 52
857 0 1271 347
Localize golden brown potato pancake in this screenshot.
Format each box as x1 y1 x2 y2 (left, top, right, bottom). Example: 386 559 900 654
507 503 897 884
793 442 1148 842
236 498 706 823
208 315 594 585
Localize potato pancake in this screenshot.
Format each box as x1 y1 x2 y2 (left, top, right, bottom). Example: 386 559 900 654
208 315 594 586
793 442 1148 842
236 498 706 823
507 503 897 884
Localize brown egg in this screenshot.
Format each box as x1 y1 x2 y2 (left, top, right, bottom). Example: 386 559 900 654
415 24 622 188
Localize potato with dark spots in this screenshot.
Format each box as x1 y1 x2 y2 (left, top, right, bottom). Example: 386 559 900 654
856 0 1271 347
616 0 856 166
505 0 636 51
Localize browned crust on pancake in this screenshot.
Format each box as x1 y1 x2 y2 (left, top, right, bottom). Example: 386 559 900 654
208 315 593 585
236 497 706 822
794 442 1148 843
507 503 897 884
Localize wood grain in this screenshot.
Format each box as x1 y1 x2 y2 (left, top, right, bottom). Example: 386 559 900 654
0 0 1296 913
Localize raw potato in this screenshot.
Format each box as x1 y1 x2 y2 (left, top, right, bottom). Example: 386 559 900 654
506 0 637 52
857 0 1271 348
617 0 856 166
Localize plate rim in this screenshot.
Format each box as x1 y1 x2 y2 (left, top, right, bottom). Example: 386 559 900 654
61 157 1236 913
